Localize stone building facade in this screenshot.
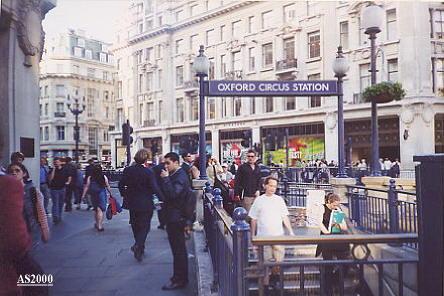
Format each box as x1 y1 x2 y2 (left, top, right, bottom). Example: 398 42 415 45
110 0 444 169
0 0 56 180
39 29 115 164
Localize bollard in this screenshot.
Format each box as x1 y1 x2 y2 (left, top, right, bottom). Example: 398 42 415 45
231 207 250 296
213 188 223 209
205 181 212 194
414 154 444 296
387 179 399 233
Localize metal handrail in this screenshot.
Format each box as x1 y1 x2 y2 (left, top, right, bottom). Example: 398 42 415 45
252 233 418 246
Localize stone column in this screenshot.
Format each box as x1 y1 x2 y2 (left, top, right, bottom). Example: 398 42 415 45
211 128 220 161
324 112 339 163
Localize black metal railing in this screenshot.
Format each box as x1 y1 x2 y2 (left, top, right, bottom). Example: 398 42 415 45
202 184 419 296
279 181 333 207
346 179 417 248
54 111 66 117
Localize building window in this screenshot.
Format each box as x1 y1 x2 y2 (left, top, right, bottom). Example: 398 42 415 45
175 39 183 54
248 48 255 71
74 47 83 57
146 19 153 30
146 72 153 91
283 38 295 60
308 73 321 107
104 91 109 100
435 58 444 92
147 102 154 121
176 66 184 86
103 71 109 80
434 10 444 39
190 4 198 16
261 11 273 29
359 63 371 93
387 59 398 82
73 65 80 74
77 38 85 47
207 98 215 119
56 126 65 141
209 58 215 80
99 53 107 63
248 16 255 33
45 103 48 115
56 102 64 113
221 97 227 117
88 128 97 153
158 100 163 123
286 97 296 110
232 51 242 71
156 45 163 59
87 67 95 78
232 20 242 39
190 34 198 51
176 98 184 122
56 85 65 97
44 126 49 141
117 81 122 98
359 18 367 46
157 69 162 89
145 47 153 61
44 86 48 96
339 21 349 49
138 74 143 92
234 97 242 116
87 88 95 116
206 29 215 46
175 10 183 22
139 103 143 124
220 55 227 77
158 16 163 26
105 106 109 119
283 3 296 23
250 97 256 114
220 25 226 41
190 96 198 121
386 9 397 41
308 31 320 58
85 50 92 59
265 97 273 112
262 43 273 68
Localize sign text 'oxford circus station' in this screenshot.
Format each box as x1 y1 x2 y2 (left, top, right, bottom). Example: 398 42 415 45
206 80 338 96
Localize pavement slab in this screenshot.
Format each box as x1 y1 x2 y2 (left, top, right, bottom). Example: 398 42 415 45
34 187 197 296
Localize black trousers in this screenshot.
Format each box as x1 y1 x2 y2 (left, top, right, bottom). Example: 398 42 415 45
65 186 75 210
129 209 153 250
166 221 188 283
321 249 350 295
157 208 167 226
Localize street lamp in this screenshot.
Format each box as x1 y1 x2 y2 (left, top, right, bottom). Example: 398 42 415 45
67 95 85 163
193 45 210 180
332 46 350 178
362 4 384 176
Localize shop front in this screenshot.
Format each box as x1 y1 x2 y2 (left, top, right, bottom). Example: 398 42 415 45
219 130 251 164
261 123 325 166
170 132 212 157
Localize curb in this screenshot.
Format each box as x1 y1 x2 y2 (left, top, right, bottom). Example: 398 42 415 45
192 229 218 296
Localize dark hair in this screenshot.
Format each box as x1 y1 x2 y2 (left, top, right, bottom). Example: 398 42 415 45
91 164 106 187
326 192 340 203
54 157 61 162
247 149 256 155
181 152 191 159
134 149 149 165
6 163 30 180
164 152 179 163
10 152 25 163
65 157 72 163
263 176 278 185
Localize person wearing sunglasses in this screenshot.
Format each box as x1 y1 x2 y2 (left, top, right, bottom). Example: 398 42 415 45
234 149 262 212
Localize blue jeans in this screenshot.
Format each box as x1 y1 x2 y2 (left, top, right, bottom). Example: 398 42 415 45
51 188 65 222
40 183 51 214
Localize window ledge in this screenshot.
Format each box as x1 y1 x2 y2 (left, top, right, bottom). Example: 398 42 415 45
260 67 274 72
246 70 256 75
307 57 322 63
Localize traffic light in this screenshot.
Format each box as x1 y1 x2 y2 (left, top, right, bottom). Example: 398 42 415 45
121 121 133 146
240 130 251 148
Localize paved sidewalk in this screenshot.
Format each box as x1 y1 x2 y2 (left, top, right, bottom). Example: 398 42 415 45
34 191 197 296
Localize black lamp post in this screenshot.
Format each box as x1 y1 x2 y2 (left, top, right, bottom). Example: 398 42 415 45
67 95 85 163
193 45 210 180
332 46 350 178
362 4 384 176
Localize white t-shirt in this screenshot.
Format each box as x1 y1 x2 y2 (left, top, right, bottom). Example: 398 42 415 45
248 194 289 237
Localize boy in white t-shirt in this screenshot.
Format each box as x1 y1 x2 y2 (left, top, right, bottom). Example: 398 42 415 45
249 176 294 264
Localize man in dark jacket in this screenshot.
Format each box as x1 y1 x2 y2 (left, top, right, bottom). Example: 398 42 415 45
234 149 262 212
63 157 77 212
160 152 191 290
118 149 164 261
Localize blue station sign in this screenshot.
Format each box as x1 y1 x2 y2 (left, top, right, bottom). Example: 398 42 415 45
206 80 338 96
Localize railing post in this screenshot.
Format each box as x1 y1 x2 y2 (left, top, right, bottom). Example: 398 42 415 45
213 188 223 209
230 207 250 296
387 179 399 233
414 154 444 296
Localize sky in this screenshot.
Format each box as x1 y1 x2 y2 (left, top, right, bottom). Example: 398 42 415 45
43 0 129 43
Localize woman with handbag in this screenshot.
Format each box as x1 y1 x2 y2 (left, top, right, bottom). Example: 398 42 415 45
6 163 50 248
81 164 112 231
